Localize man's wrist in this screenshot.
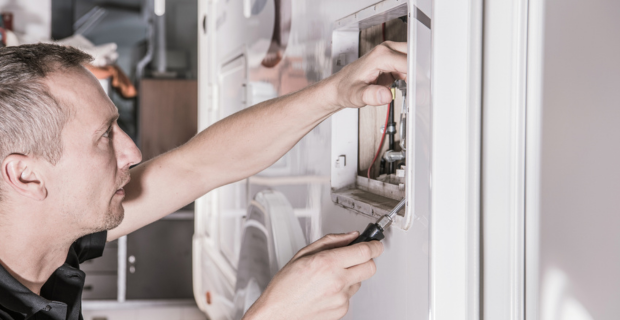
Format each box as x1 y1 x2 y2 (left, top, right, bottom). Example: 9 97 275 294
310 72 344 114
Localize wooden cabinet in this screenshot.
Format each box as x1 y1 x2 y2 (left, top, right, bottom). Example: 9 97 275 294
139 79 197 161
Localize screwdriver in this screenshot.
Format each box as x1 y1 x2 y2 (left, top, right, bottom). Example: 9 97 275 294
348 198 407 245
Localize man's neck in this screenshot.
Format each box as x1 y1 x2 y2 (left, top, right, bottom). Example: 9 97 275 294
0 209 76 295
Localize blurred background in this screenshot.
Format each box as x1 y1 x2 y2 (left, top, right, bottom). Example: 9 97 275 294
0 0 203 319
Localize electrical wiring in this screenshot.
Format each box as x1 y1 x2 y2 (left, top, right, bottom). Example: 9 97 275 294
367 22 390 180
367 100 391 179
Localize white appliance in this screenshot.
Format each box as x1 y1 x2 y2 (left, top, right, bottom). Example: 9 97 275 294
194 1 434 319
195 0 620 319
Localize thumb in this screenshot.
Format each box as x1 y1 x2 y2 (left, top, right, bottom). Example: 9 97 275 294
360 85 392 107
292 232 359 261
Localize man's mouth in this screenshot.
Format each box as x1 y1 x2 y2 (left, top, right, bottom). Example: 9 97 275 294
115 177 131 196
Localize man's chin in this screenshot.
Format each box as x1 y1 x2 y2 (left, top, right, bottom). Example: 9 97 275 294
103 206 125 231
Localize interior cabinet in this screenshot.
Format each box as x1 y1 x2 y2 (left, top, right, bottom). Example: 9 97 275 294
139 79 198 161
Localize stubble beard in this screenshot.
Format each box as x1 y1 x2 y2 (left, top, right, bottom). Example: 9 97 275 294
100 170 130 231
102 204 125 231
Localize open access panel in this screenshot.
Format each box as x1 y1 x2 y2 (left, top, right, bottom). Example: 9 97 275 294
330 0 431 230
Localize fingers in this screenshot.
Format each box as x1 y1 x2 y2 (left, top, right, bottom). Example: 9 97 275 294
346 259 377 285
375 72 397 87
328 240 384 268
382 41 408 54
320 301 350 320
351 42 407 107
360 85 393 106
319 282 361 320
346 282 362 298
393 71 407 81
292 232 360 261
372 42 408 80
334 41 408 109
375 71 406 86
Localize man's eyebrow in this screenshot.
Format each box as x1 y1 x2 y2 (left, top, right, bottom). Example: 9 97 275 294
95 113 120 136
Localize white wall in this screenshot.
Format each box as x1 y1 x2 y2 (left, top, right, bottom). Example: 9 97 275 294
0 0 51 43
532 1 620 319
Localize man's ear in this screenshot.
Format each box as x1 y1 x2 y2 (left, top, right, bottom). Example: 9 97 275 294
2 154 48 201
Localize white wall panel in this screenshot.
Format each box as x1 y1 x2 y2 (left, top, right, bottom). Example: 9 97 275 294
529 1 620 319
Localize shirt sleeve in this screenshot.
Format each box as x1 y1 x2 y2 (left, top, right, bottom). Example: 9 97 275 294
73 231 108 264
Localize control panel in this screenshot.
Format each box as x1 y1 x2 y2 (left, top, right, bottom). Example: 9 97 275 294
330 0 431 230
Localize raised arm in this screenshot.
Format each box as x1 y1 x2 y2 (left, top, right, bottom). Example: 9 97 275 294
107 41 407 241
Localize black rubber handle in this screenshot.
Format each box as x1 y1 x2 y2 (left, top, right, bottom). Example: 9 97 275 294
348 223 385 246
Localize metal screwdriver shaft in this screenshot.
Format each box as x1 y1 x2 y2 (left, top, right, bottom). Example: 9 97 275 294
348 198 407 245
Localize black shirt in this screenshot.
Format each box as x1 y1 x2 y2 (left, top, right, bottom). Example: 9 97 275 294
0 231 107 320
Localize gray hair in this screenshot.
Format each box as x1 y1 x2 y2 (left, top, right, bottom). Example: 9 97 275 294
0 43 93 165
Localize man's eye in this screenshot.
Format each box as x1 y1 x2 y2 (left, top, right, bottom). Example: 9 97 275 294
103 127 113 138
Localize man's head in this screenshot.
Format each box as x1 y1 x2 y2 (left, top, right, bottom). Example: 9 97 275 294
0 44 142 238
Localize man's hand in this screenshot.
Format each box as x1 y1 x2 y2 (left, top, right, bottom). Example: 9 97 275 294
243 232 384 320
329 41 408 110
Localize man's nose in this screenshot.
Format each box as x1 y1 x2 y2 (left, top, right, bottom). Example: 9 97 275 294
117 129 142 168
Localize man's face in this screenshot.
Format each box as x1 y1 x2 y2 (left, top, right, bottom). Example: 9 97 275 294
45 68 142 234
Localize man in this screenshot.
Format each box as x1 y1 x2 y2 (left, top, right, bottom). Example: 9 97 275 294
0 42 406 320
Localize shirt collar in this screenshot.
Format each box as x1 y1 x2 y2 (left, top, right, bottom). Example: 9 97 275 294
0 262 68 319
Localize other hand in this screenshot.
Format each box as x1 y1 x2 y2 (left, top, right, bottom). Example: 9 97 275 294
243 232 384 320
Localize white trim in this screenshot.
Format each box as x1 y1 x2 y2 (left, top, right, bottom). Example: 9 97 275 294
466 0 483 319
481 0 529 319
525 0 546 318
192 236 206 312
430 0 482 319
117 235 127 303
248 175 330 186
83 299 196 310
509 1 529 319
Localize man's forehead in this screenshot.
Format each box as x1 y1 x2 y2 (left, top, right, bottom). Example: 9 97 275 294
44 67 118 125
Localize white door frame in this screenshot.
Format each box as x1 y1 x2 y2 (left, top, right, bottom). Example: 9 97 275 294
431 0 483 319
481 0 530 319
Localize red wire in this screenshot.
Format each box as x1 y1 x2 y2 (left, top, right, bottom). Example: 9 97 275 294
367 101 391 179
367 23 390 180
382 21 386 42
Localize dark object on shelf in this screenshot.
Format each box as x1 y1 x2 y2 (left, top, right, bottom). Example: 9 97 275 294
1 12 12 31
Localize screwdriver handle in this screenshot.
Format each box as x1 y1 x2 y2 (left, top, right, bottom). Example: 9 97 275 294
348 223 385 246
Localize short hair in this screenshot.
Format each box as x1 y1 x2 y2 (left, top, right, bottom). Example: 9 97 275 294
0 43 93 166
